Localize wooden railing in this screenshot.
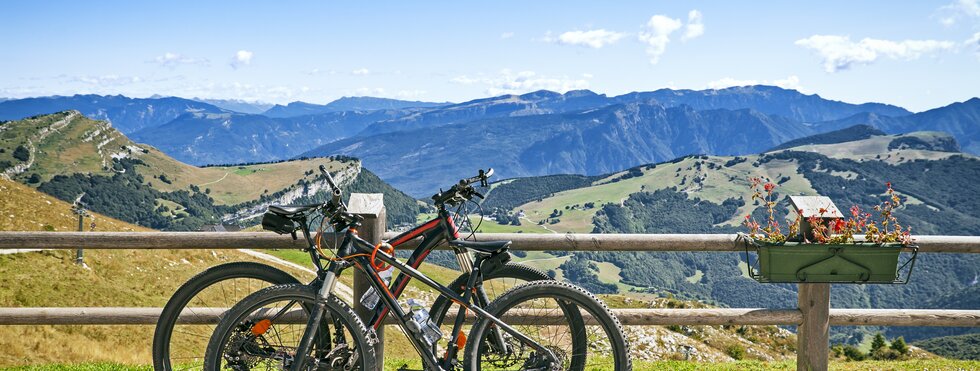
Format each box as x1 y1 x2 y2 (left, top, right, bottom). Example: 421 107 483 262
1 227 978 370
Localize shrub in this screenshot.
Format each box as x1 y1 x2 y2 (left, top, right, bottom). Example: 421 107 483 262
725 344 745 360
12 145 29 161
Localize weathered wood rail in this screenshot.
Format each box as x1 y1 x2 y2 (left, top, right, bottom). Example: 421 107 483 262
1 230 978 371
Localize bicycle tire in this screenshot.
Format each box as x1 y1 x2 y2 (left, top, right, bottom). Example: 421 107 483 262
429 263 551 328
203 284 377 370
153 261 300 370
463 280 632 371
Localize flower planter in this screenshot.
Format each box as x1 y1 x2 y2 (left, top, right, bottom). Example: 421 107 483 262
739 237 918 284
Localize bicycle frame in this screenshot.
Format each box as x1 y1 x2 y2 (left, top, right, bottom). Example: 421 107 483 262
338 229 557 371
286 207 557 370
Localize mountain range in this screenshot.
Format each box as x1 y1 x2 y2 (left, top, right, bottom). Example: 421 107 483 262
1 86 978 197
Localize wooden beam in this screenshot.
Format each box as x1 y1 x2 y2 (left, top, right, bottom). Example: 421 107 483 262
0 232 976 253
1 307 977 327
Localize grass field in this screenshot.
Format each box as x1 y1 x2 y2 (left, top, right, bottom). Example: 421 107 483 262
5 359 978 371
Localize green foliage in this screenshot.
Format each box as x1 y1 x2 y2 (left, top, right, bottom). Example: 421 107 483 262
558 256 618 294
913 333 980 360
871 333 887 352
890 336 909 355
26 174 40 184
37 159 230 230
12 145 29 162
592 188 742 234
725 344 746 360
481 174 598 211
841 345 866 361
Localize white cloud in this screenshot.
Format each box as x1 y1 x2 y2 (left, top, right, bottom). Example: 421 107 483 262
153 52 208 68
795 35 956 72
351 68 370 76
72 75 144 86
682 10 704 41
500 32 515 39
967 32 980 56
230 50 253 69
553 29 627 48
937 0 980 26
450 69 591 96
706 75 803 90
639 15 683 64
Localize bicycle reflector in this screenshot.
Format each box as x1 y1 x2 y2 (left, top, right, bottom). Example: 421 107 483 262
251 319 273 336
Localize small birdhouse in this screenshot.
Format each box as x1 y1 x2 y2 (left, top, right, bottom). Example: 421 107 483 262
789 196 843 242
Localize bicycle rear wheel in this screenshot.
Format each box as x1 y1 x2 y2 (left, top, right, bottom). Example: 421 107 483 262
153 262 300 370
463 280 632 371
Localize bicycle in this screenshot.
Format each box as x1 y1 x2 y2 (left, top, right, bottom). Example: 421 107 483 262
153 167 552 370
202 166 631 370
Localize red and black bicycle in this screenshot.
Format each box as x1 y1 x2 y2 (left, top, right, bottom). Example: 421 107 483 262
199 167 631 370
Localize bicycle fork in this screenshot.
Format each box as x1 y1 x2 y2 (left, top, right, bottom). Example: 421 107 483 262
289 269 339 371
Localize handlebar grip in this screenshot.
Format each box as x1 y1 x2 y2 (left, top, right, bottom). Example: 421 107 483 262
472 191 485 199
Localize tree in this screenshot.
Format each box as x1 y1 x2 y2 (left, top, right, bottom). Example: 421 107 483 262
12 145 29 161
890 336 909 355
870 333 887 353
27 173 41 184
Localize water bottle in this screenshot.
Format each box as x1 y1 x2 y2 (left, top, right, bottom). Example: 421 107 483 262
406 298 443 346
359 266 393 310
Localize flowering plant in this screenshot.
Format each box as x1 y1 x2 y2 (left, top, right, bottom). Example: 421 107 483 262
743 178 913 246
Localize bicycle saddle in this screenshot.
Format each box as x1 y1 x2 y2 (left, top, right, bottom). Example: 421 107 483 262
268 204 320 216
449 239 511 254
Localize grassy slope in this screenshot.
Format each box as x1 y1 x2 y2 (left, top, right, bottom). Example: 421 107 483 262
510 132 956 233
0 111 347 206
0 179 315 366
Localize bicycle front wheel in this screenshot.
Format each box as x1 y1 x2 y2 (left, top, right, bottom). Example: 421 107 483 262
463 280 632 371
153 262 301 370
203 284 377 370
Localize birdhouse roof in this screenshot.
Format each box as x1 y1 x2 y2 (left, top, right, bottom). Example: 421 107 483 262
789 196 843 218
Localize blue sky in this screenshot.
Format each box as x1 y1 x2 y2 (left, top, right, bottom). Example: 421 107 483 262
2 1 979 112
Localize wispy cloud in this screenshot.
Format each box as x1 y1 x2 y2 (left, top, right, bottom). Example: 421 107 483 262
795 35 956 72
968 32 980 57
500 32 515 39
936 0 980 26
550 29 628 48
72 75 144 86
706 75 802 90
152 52 208 68
351 68 370 76
639 15 682 64
229 50 254 70
682 10 704 41
451 69 590 96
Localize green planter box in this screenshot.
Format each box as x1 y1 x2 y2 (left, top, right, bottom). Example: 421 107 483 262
743 241 917 284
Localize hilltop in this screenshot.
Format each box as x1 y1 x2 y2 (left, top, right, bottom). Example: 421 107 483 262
0 112 418 229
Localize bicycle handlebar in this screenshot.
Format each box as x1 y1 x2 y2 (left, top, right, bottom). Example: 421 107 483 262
433 168 494 205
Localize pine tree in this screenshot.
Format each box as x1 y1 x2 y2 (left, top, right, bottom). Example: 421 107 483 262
890 336 909 355
870 333 887 352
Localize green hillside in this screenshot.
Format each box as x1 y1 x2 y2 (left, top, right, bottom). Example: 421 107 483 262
0 111 417 229
482 131 980 344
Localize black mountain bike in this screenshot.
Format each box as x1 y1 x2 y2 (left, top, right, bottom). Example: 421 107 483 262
202 167 631 370
153 168 553 370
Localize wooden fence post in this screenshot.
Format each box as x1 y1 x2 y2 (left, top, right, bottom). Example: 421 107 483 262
797 283 830 371
348 193 386 368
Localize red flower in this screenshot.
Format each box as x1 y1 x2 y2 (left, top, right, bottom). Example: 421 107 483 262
850 205 860 217
764 183 775 192
833 219 846 233
818 207 828 215
886 182 892 188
